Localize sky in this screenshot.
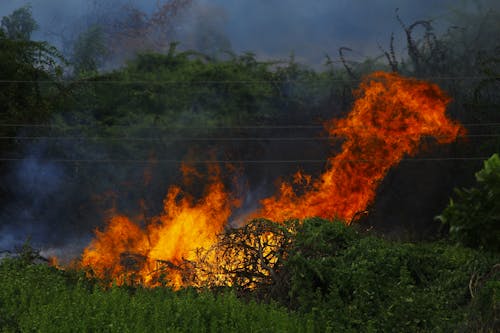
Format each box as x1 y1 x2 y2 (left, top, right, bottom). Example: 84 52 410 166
2 0 497 66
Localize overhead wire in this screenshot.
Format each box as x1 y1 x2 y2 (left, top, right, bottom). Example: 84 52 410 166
0 122 499 129
0 76 497 84
0 157 491 164
0 133 498 142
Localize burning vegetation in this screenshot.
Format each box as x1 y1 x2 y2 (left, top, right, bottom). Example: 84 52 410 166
80 71 464 288
2 3 499 330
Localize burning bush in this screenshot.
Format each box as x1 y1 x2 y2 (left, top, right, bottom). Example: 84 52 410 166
79 71 465 289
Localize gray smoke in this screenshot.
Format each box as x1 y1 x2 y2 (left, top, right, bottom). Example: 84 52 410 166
3 0 499 66
0 150 67 249
1 0 499 256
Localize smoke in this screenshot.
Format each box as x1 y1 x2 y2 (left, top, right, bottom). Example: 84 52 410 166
178 2 232 57
1 0 499 256
0 132 179 258
2 0 499 67
0 149 66 250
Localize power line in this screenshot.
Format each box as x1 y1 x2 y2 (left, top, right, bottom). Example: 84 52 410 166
0 122 499 129
0 157 490 164
0 76 497 84
0 134 498 142
3 136 331 142
0 124 326 129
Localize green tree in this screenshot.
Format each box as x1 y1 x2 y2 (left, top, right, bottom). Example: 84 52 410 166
0 8 64 154
72 25 107 75
1 5 38 40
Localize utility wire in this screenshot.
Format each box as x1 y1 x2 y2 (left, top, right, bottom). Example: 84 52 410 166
0 123 499 129
1 124 327 129
0 157 490 164
0 76 497 84
0 134 498 142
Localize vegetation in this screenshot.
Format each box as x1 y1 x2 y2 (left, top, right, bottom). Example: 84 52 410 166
0 3 499 332
1 219 498 332
283 219 499 332
437 153 500 252
0 255 313 332
0 5 38 40
0 6 64 159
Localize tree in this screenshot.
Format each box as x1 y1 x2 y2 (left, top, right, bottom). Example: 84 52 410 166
109 0 193 55
1 5 38 40
72 25 107 75
0 8 64 153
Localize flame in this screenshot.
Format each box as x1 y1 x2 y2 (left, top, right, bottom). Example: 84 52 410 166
82 215 149 283
79 71 464 287
81 165 239 287
259 71 464 222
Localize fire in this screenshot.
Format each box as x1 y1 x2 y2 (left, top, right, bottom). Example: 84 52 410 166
82 215 149 283
81 165 239 287
79 71 464 287
259 71 464 222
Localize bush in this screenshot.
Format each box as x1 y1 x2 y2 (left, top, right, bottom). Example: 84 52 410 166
437 153 500 252
1 221 498 332
0 257 316 332
283 218 499 332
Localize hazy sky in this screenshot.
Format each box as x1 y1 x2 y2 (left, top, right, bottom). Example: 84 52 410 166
0 0 497 65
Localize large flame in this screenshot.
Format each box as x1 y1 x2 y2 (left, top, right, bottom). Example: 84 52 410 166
80 71 464 287
259 71 464 222
81 165 238 287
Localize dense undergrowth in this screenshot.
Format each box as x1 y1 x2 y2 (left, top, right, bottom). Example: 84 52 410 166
1 219 498 332
0 259 313 332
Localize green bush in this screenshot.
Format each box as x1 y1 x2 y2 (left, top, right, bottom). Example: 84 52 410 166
437 153 500 252
0 257 316 332
283 218 499 332
1 223 498 332
466 273 500 332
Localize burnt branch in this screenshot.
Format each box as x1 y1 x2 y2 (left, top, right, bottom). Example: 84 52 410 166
339 47 356 79
378 33 399 72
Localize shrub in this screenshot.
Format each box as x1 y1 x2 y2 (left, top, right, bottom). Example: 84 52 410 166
283 218 498 332
0 257 316 332
437 153 500 252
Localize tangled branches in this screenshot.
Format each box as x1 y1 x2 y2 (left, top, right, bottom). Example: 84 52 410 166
149 219 297 296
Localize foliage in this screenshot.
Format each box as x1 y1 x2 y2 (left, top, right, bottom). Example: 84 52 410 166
1 221 498 332
0 5 38 40
0 15 64 155
465 264 500 332
72 25 107 75
285 218 362 307
14 238 47 267
107 0 193 56
0 5 499 331
153 218 499 331
48 45 345 198
0 256 315 332
81 47 278 127
281 218 499 332
172 219 298 300
437 154 500 252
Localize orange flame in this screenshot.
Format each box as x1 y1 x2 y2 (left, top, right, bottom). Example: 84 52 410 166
81 165 238 287
259 71 464 222
79 71 464 287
